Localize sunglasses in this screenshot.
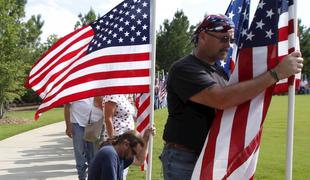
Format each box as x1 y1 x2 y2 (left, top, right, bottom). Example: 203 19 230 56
204 31 235 44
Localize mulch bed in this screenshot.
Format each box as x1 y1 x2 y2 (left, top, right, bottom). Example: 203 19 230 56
0 117 33 125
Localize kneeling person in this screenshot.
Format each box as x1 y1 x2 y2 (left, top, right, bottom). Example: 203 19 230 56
88 128 154 180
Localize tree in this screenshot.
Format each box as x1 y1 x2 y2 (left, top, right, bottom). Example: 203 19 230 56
20 34 59 104
74 8 97 30
0 0 43 118
156 10 195 72
298 20 310 79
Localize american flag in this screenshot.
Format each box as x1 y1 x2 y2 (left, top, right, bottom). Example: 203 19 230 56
158 73 167 108
135 93 151 134
135 92 151 170
217 0 250 77
192 0 298 179
274 0 301 94
25 0 151 119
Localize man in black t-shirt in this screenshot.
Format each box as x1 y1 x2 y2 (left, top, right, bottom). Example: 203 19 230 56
160 14 303 180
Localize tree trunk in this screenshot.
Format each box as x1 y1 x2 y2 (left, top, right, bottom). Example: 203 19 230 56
0 101 5 119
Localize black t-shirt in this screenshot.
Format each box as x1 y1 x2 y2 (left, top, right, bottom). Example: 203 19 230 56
163 54 228 154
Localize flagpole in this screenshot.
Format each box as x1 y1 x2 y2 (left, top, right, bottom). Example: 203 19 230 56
285 0 298 179
147 0 156 180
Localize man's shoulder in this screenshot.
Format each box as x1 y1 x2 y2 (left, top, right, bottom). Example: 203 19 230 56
171 55 204 73
99 145 118 158
173 55 196 66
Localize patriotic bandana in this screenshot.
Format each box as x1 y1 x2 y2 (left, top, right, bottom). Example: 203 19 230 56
192 14 235 45
195 14 235 33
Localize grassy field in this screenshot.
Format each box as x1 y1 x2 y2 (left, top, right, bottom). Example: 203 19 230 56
128 95 310 180
1 95 309 179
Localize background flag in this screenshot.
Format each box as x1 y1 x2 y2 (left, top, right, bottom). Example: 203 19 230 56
158 71 167 108
192 0 298 179
25 0 151 119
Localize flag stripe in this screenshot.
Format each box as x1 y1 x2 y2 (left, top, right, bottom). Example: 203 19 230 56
31 45 89 96
40 76 150 110
135 93 151 134
135 92 151 171
213 108 236 179
136 94 151 118
136 115 150 133
31 44 151 92
225 130 262 178
228 102 250 167
200 110 223 180
226 142 260 179
225 48 254 175
278 19 294 41
35 52 150 97
35 85 149 118
44 69 150 103
275 0 300 94
27 26 93 81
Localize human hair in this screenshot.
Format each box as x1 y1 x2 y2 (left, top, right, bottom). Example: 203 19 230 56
100 130 144 148
114 130 145 148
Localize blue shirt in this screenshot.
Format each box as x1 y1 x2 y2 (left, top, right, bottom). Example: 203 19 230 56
88 145 133 180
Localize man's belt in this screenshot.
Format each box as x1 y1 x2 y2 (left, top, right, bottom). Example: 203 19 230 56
165 142 196 153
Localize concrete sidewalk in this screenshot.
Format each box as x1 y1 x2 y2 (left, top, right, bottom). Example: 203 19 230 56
0 121 78 180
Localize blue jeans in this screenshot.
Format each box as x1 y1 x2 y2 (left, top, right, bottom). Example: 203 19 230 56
160 146 198 180
72 123 96 179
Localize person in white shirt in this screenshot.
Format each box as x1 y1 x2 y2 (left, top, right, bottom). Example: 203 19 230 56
64 97 103 180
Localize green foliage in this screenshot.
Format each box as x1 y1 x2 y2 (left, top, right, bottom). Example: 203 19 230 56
21 15 44 49
156 10 195 71
0 0 27 118
0 0 44 118
74 8 97 30
298 20 310 79
20 33 59 105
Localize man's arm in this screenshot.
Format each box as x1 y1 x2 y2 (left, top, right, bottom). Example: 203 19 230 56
64 104 72 138
132 127 155 165
191 51 303 109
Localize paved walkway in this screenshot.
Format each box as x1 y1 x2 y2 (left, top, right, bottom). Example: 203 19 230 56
0 121 78 180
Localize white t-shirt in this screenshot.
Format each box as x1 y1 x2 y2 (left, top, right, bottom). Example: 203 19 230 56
70 98 103 127
103 94 136 137
91 105 104 122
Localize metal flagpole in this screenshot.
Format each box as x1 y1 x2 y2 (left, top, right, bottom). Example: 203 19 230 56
147 0 156 179
285 0 298 179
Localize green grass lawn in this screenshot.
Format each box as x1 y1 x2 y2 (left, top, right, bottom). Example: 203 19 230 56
128 95 310 180
1 95 309 179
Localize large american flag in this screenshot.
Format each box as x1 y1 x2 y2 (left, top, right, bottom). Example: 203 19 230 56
25 0 151 119
192 0 298 179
